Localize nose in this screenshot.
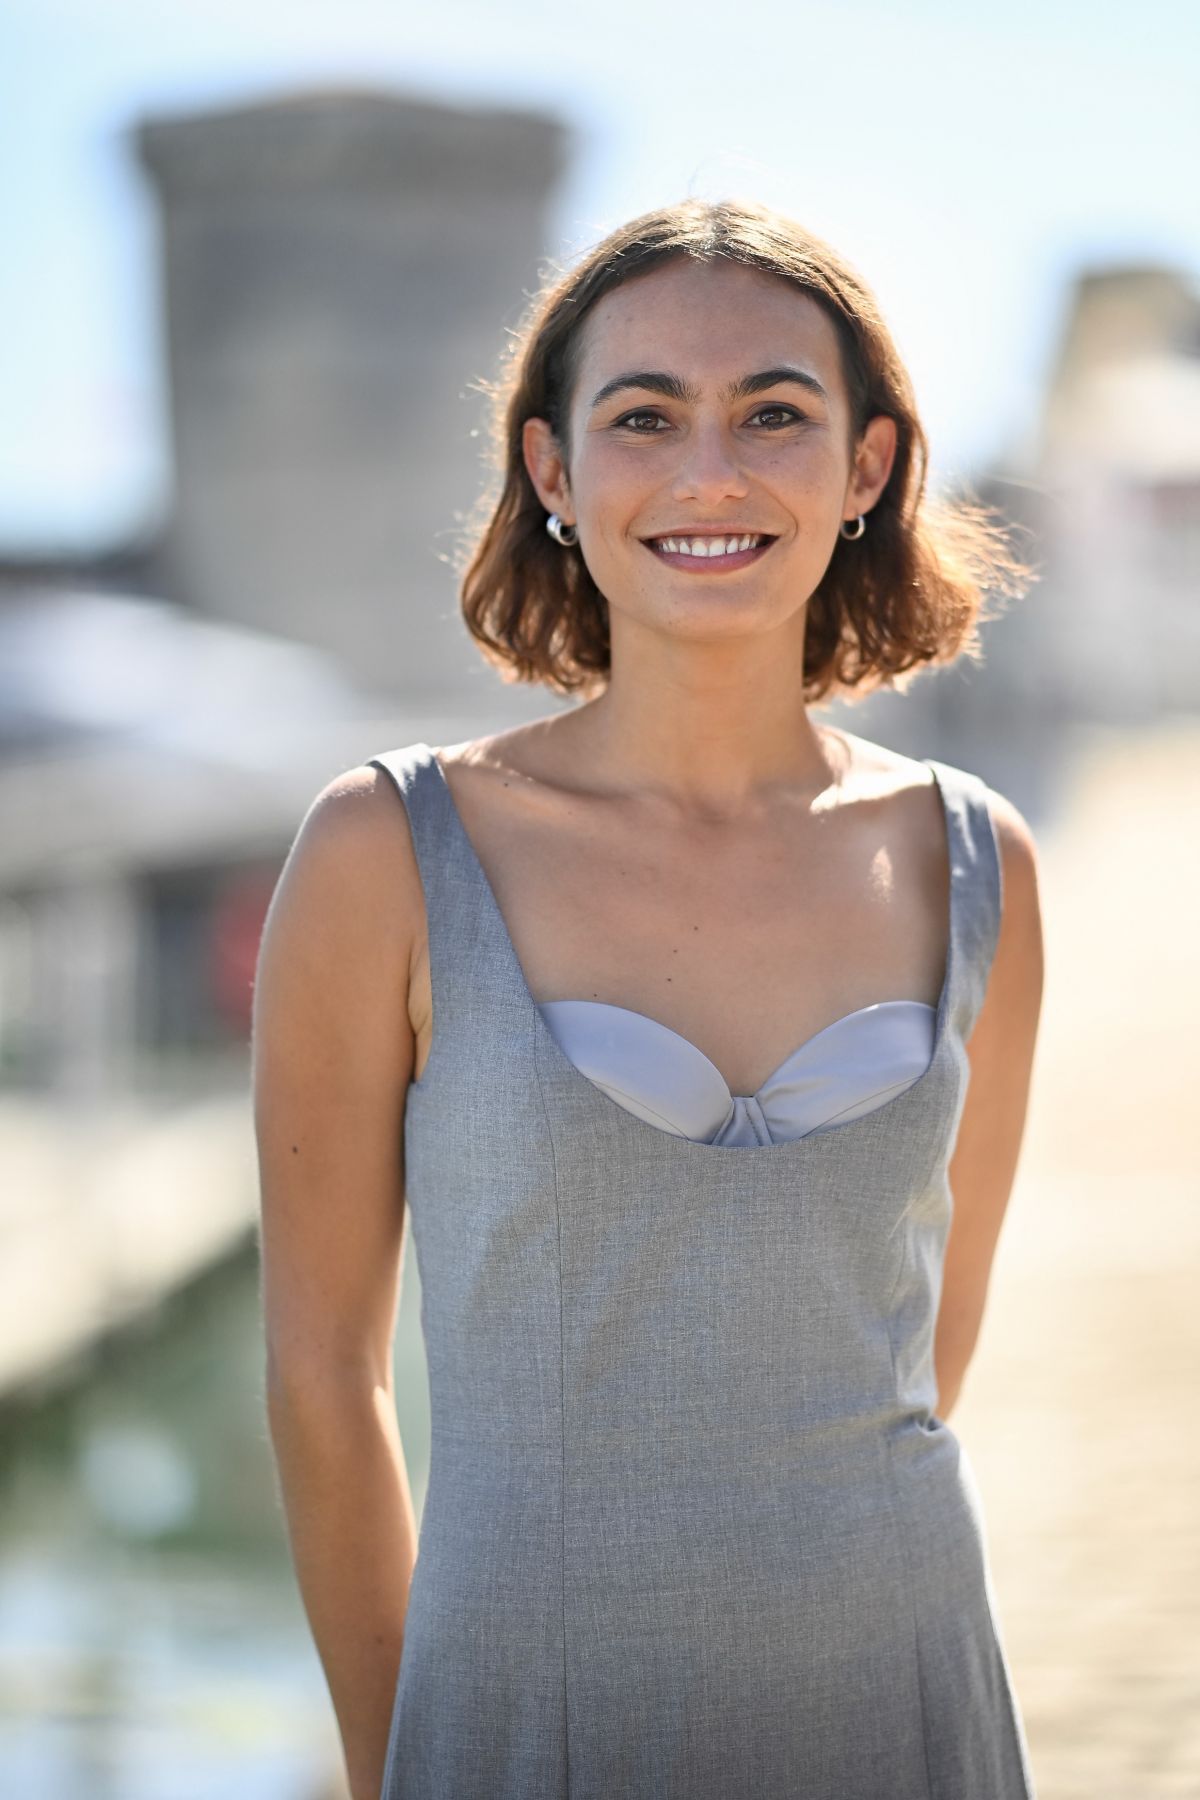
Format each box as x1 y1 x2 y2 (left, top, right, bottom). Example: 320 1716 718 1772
670 418 750 505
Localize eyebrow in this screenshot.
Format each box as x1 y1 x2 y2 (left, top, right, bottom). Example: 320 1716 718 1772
588 364 830 412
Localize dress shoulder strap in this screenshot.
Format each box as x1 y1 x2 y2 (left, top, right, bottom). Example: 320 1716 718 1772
365 739 469 997
925 756 1004 1045
364 741 530 1059
366 740 451 872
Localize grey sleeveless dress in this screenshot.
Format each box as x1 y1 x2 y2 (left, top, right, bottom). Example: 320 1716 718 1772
367 740 1036 1800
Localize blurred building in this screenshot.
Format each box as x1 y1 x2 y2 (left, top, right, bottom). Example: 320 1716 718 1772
0 581 455 1399
971 262 1200 730
136 87 568 699
0 81 571 1089
0 85 570 1400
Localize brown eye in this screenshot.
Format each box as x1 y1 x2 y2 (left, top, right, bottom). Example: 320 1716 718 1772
615 411 667 432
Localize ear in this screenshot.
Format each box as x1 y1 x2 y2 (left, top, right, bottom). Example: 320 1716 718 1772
843 414 897 521
522 417 574 524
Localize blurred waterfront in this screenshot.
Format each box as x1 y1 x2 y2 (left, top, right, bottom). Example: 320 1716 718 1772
0 1168 431 1798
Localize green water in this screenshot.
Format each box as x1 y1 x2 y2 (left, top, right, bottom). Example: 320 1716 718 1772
0 1231 430 1799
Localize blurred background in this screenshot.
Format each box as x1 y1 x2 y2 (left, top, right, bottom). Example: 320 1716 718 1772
1 2 1197 1795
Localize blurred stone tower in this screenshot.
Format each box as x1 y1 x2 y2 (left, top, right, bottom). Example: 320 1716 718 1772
135 88 569 700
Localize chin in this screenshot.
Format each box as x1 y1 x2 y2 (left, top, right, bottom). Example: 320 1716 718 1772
627 590 802 645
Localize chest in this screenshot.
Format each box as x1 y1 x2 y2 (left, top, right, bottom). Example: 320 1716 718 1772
409 766 950 1098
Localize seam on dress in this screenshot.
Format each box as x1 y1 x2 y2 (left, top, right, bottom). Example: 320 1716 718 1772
532 1018 571 1800
882 1229 937 1800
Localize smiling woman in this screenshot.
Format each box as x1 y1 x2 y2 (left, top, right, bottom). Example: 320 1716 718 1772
458 198 1030 700
253 196 1045 1800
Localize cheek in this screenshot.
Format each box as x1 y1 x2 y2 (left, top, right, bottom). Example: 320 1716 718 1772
759 437 844 493
575 437 652 481
575 452 655 542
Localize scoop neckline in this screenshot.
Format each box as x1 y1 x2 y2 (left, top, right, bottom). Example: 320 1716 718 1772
412 742 959 1162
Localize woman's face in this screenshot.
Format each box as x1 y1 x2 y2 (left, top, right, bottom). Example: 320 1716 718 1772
524 257 896 647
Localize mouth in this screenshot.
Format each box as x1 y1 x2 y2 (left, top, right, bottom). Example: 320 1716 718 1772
640 531 777 572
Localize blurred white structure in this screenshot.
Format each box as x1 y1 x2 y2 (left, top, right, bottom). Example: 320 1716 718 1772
0 585 441 1399
980 263 1200 724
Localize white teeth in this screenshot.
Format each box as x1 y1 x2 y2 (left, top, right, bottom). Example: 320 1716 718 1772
658 534 762 558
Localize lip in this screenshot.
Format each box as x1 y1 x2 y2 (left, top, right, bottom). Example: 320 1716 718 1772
642 534 777 574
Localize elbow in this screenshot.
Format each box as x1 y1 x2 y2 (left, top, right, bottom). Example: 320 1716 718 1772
264 1348 393 1429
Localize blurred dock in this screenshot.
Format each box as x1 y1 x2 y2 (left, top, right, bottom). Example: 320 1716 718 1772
0 1087 255 1398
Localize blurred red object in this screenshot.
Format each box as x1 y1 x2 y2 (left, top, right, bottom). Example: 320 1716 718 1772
209 868 276 1038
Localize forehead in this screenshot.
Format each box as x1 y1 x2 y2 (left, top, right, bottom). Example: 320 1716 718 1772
574 257 844 395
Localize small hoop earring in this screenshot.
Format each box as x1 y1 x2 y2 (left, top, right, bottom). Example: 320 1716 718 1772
546 512 578 547
839 514 866 541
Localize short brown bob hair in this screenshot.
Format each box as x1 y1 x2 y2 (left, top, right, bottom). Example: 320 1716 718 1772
457 196 1032 703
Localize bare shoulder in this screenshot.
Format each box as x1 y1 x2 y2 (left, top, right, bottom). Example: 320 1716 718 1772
252 759 427 1079
823 725 936 799
980 781 1045 994
833 722 1044 883
983 782 1041 875
270 759 425 957
833 728 1044 979
434 713 575 785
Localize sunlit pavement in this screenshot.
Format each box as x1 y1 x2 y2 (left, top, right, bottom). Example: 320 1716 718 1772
954 720 1200 1799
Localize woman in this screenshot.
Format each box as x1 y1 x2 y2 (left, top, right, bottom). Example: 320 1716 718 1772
254 198 1044 1799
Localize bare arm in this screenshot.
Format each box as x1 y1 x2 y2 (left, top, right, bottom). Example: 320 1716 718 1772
252 763 425 1800
934 787 1045 1420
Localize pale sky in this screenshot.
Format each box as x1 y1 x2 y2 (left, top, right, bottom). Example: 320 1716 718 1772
2 0 1197 549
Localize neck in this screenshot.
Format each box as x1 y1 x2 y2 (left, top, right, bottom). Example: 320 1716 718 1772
566 641 845 813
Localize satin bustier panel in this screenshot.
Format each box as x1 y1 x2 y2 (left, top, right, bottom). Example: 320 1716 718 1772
537 998 937 1148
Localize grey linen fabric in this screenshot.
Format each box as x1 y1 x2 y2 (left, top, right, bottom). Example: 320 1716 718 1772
366 741 1036 1800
